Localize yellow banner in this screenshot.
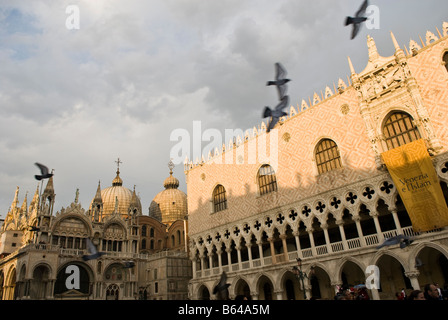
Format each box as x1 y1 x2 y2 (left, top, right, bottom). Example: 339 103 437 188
381 139 448 232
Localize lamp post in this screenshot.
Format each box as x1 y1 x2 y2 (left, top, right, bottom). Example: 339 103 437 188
292 258 309 300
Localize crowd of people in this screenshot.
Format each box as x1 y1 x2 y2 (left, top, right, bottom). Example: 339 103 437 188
333 282 448 300
334 285 371 300
397 283 448 300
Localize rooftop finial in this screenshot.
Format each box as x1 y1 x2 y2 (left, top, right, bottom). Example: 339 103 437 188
347 56 356 74
390 31 400 51
168 158 175 175
115 157 122 173
112 158 123 186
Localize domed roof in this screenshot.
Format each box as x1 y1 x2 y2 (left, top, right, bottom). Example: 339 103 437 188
90 168 142 217
149 162 187 226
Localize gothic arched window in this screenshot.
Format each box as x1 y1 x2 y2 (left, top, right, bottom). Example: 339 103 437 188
383 111 421 150
258 164 278 195
213 185 227 213
315 139 342 174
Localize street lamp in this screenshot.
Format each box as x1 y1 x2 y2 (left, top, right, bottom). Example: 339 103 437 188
292 258 310 300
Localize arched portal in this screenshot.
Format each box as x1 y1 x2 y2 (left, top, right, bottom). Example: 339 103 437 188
30 265 51 299
309 266 332 300
340 260 365 288
54 262 93 299
234 278 251 299
257 275 274 300
281 270 302 300
198 284 210 300
416 246 448 289
376 254 410 300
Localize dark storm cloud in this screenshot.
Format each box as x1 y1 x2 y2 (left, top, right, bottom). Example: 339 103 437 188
1 0 448 218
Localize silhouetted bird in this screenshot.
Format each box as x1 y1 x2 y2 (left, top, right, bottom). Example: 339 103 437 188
267 62 291 100
415 257 424 268
29 226 40 232
34 163 53 181
123 261 135 268
213 271 231 300
263 95 290 132
345 0 369 39
399 236 414 249
376 234 414 249
82 238 105 261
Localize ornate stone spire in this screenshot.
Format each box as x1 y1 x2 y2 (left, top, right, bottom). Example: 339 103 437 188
390 31 400 51
367 35 380 62
94 181 102 203
11 186 19 210
347 56 356 74
20 192 28 215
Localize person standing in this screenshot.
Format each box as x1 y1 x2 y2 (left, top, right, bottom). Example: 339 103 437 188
424 284 440 300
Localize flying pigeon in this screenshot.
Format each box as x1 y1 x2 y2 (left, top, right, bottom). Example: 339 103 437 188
267 62 291 100
213 271 231 300
82 238 105 261
345 0 369 39
415 257 424 268
263 95 290 132
399 236 414 249
376 234 414 249
123 261 135 268
34 163 54 181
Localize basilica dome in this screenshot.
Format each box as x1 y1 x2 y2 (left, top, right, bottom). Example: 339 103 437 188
90 168 142 218
149 162 187 226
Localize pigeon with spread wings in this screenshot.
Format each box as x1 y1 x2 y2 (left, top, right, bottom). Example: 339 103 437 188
34 163 54 181
213 271 231 300
345 0 369 40
263 95 289 132
82 238 105 261
376 234 415 249
267 62 291 100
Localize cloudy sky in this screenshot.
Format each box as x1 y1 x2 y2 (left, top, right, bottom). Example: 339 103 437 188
0 0 447 219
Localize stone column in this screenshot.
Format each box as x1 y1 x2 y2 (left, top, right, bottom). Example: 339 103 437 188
199 253 205 277
391 210 403 234
336 219 348 250
246 243 253 266
280 234 289 261
217 248 223 272
275 290 283 300
370 287 381 300
257 240 264 266
308 230 317 256
191 257 197 278
371 213 384 242
208 252 213 270
226 248 232 266
321 223 332 253
268 238 276 264
353 216 366 247
236 245 242 269
293 231 302 258
405 271 421 290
